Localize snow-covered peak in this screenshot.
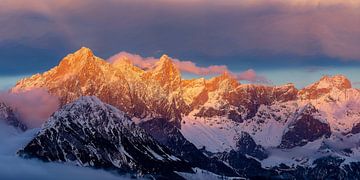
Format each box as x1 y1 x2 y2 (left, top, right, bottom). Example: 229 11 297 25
306 75 351 90
55 47 108 72
206 72 239 92
55 95 114 113
75 46 94 57
299 75 352 100
22 96 192 176
42 96 131 130
159 54 170 61
58 47 96 67
317 75 351 90
153 54 178 73
146 54 182 92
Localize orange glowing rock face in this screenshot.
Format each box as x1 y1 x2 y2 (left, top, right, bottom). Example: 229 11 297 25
12 47 189 122
11 47 360 128
11 47 236 123
143 54 182 93
12 47 132 115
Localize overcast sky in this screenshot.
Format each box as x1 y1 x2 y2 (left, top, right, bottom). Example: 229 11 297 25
1 0 360 88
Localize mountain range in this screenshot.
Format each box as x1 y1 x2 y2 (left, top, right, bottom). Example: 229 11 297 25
3 47 360 179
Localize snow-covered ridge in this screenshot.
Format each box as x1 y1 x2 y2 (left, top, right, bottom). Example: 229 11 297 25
20 96 192 175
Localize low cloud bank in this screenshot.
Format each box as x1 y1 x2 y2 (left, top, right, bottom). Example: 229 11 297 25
0 89 59 128
0 123 131 180
109 52 270 83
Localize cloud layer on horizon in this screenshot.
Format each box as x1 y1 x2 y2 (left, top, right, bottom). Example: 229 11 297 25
108 52 269 83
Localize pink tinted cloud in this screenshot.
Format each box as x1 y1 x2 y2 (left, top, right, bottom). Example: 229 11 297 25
0 89 60 128
173 60 228 76
108 52 269 83
109 52 158 69
232 69 270 84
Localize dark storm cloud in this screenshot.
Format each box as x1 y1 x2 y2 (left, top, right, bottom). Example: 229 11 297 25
1 0 360 76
